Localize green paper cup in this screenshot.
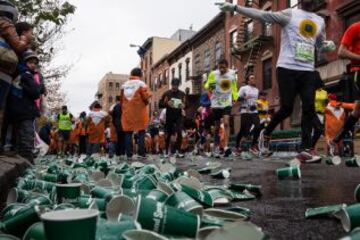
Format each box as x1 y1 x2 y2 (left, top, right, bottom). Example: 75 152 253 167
325 156 342 166
0 205 40 237
305 204 346 219
346 157 360 167
90 187 115 199
276 166 301 180
106 173 124 186
56 183 82 204
146 190 170 203
79 197 107 211
106 195 135 222
135 175 158 191
340 227 360 240
204 208 249 221
198 226 221 239
181 184 213 207
355 185 360 203
23 222 46 240
205 222 267 240
6 188 31 204
122 229 168 240
157 182 175 196
96 179 113 188
89 171 105 182
338 204 360 232
41 209 99 240
210 169 231 179
206 189 233 206
39 173 58 183
0 234 20 240
135 196 200 238
96 220 140 239
54 203 76 210
175 176 203 191
230 183 262 197
166 192 203 216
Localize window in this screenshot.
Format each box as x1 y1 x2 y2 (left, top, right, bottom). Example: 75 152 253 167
263 22 273 37
158 74 162 88
108 82 113 91
163 70 168 84
215 42 223 66
262 58 272 90
204 49 211 73
171 68 175 80
185 58 190 81
230 30 237 48
244 19 254 42
178 64 182 84
109 96 113 104
194 54 201 75
115 82 120 91
288 0 298 8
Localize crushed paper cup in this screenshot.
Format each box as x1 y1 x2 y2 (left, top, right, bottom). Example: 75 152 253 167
276 166 301 180
305 204 346 219
337 204 360 232
204 208 248 221
106 195 135 222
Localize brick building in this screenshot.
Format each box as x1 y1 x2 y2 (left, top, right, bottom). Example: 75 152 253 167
225 0 360 130
151 55 170 113
96 72 128 111
191 13 226 95
139 32 196 113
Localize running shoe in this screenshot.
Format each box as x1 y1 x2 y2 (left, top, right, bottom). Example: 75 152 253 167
233 147 242 157
258 129 272 157
176 152 185 158
224 147 232 157
296 150 322 164
249 145 260 156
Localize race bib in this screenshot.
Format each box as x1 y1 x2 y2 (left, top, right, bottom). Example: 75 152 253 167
295 42 315 63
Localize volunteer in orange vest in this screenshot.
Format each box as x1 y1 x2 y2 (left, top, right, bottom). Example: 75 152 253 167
121 68 152 159
325 94 354 155
86 102 108 156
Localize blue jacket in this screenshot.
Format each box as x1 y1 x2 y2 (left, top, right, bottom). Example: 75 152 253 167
7 62 40 123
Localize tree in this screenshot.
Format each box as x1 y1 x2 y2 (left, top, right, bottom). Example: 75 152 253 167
10 0 76 115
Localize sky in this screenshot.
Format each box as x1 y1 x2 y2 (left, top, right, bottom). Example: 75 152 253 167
54 0 220 115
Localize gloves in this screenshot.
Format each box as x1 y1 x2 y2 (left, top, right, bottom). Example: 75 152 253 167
321 40 336 52
215 2 237 12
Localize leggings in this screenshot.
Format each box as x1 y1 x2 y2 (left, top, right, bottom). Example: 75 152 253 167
236 113 260 148
264 67 317 150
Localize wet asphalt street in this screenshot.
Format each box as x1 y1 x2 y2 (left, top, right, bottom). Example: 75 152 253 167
175 154 360 240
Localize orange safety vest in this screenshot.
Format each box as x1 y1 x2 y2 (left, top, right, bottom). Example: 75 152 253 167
87 109 107 144
324 101 354 142
121 77 152 132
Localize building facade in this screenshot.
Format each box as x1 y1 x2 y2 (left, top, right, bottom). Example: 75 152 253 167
96 72 129 111
191 13 226 95
167 40 193 93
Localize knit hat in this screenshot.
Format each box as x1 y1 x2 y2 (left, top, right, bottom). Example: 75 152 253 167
0 0 19 22
23 50 39 63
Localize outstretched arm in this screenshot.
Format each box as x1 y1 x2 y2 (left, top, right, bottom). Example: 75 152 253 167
216 2 291 27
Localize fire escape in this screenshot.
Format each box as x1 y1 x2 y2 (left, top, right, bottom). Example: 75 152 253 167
232 0 273 77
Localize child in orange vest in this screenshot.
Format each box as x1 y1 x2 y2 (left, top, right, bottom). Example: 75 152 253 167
86 102 108 156
325 94 354 155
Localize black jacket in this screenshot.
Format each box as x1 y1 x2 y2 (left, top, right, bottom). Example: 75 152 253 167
112 102 122 131
7 64 40 123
